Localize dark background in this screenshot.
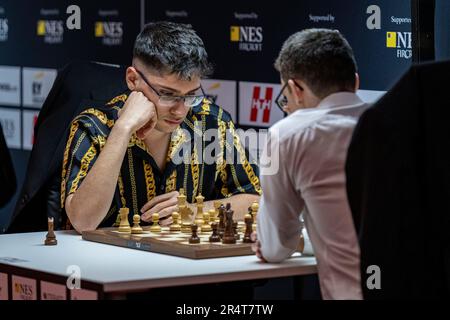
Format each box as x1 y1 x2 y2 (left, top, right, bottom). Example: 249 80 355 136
0 0 414 231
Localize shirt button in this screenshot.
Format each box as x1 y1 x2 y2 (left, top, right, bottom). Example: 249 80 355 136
160 185 165 192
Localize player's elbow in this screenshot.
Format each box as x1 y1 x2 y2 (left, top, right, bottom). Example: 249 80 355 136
260 246 293 263
65 197 99 234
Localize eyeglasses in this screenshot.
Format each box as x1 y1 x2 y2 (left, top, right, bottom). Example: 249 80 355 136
134 68 205 107
275 80 303 112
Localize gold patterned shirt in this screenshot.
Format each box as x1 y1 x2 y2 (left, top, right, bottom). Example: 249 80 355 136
61 92 261 227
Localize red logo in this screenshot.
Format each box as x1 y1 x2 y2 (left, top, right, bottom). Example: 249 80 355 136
250 86 273 123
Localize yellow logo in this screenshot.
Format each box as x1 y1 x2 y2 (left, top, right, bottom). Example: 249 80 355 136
37 20 46 36
386 32 397 48
95 22 104 37
230 26 240 42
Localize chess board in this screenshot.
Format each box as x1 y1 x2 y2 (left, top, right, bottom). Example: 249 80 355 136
82 225 254 259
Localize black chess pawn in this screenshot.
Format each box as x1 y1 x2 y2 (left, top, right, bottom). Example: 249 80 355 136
243 214 254 243
209 222 221 243
233 221 240 241
189 224 200 244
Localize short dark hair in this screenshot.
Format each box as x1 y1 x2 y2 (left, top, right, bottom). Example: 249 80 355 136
274 29 357 98
133 21 213 80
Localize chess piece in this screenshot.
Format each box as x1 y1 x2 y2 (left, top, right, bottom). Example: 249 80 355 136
118 207 131 233
131 214 143 234
189 224 200 244
201 211 212 232
208 209 217 224
213 201 222 222
44 217 57 245
209 222 221 242
170 212 181 232
233 221 240 240
251 201 259 231
243 214 254 243
222 203 236 244
194 194 205 227
113 211 121 227
178 188 193 224
150 213 161 233
218 204 226 238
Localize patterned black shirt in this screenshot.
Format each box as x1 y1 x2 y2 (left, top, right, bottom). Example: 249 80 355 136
61 92 261 227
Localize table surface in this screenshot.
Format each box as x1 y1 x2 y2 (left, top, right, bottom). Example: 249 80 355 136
0 230 317 293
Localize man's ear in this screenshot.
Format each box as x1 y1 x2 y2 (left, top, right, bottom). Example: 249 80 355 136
354 73 360 92
288 79 304 105
126 66 139 91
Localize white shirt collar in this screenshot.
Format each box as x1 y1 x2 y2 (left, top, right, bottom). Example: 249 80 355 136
290 92 364 116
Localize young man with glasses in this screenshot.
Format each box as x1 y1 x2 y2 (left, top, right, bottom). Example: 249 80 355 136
253 29 369 299
61 22 261 233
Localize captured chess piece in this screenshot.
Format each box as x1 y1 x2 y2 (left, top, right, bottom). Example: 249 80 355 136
118 207 131 233
251 201 259 231
150 213 161 233
201 211 212 232
170 211 181 232
222 203 236 244
189 224 200 244
131 214 143 234
209 222 221 242
243 214 254 243
44 217 57 246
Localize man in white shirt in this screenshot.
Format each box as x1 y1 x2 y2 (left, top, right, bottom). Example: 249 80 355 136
254 29 368 299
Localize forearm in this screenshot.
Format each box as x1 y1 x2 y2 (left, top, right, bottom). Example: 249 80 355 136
202 193 260 220
66 122 132 233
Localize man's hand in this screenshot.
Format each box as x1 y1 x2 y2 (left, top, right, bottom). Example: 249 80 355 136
140 191 179 226
251 231 267 262
116 91 158 139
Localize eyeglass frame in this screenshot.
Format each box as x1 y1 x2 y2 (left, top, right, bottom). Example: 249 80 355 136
275 80 303 112
134 67 206 107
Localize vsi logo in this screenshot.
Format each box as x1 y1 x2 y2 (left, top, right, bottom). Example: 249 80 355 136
37 20 64 44
250 86 273 123
386 31 412 59
95 21 123 46
0 18 8 41
230 25 263 52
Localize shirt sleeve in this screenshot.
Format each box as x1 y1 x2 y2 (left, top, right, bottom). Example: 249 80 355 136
257 129 304 262
217 119 262 197
60 115 103 209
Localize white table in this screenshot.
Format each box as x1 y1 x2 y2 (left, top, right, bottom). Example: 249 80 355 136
0 231 317 299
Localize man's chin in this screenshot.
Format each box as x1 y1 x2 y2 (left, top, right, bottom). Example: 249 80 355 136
154 123 178 134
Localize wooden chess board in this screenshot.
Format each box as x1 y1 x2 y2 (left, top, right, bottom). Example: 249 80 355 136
82 225 254 259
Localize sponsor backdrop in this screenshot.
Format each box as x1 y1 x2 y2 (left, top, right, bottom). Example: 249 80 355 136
0 0 412 231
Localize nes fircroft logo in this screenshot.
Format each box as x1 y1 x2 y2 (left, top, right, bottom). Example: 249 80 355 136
95 21 123 46
37 20 64 44
386 31 412 59
230 25 263 52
